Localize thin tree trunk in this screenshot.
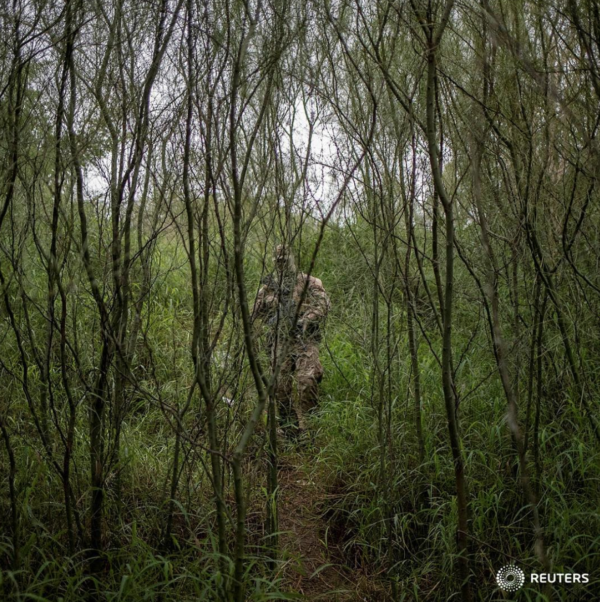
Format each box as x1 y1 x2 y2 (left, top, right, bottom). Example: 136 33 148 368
0 417 19 570
421 6 472 595
471 127 549 574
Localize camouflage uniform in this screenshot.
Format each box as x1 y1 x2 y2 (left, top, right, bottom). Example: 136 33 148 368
253 246 330 432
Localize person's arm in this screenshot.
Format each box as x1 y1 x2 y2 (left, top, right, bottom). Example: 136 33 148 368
252 281 277 321
299 276 330 332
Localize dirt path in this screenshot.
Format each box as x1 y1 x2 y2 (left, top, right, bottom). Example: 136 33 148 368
276 452 361 601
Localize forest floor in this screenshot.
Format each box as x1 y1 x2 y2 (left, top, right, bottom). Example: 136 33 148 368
276 449 387 601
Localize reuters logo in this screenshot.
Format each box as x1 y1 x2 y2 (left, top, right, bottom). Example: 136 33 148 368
496 564 525 592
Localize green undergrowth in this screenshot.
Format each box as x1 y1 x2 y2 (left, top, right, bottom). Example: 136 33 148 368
308 361 600 601
2 229 600 601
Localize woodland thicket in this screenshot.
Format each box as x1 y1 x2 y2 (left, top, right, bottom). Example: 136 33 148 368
1 0 600 600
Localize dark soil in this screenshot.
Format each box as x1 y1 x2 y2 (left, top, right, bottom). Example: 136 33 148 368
277 452 389 601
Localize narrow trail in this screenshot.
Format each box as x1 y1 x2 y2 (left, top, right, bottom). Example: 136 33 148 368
276 450 384 601
277 452 353 600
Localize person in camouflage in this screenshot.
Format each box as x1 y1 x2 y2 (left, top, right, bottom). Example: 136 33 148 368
253 245 331 434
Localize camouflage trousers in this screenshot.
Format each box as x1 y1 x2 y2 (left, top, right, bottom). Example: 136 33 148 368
272 340 324 433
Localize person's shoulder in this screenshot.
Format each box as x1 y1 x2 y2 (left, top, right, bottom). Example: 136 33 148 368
311 275 324 289
300 272 324 289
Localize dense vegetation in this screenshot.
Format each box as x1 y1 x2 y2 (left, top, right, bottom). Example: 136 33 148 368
1 0 600 600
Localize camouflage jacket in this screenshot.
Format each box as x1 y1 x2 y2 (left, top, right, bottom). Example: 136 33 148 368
253 272 330 341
